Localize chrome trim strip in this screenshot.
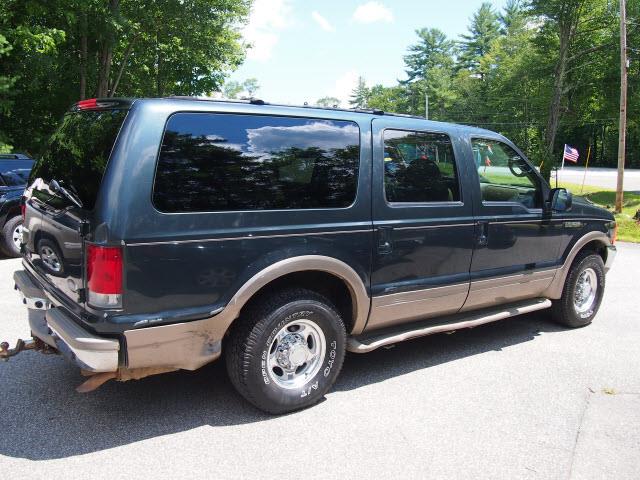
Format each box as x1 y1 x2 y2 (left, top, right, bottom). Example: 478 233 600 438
388 223 473 231
487 218 609 225
126 228 373 247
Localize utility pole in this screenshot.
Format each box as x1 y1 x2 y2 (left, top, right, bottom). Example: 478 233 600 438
616 0 627 214
425 93 429 120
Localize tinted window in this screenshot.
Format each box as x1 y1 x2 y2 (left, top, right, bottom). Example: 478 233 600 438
0 160 34 186
472 139 541 208
153 113 360 212
29 109 128 209
383 130 460 203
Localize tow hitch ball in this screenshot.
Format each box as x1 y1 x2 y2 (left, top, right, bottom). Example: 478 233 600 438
0 338 37 360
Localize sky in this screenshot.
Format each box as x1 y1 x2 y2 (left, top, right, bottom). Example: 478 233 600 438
229 0 510 106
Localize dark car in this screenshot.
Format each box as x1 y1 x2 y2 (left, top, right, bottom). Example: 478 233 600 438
0 154 35 257
5 97 616 414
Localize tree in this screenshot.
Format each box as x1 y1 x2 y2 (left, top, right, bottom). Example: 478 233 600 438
316 97 341 108
0 0 251 155
403 28 455 82
223 78 260 99
459 2 501 78
529 0 617 179
349 77 370 108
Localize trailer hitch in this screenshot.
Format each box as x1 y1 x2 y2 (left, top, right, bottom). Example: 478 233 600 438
0 337 56 360
0 338 36 360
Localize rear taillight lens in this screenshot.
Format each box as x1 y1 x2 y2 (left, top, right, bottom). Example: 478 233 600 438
86 244 123 308
21 199 26 221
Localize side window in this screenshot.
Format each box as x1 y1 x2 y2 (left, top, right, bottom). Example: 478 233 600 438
472 139 541 209
383 130 460 203
153 113 360 212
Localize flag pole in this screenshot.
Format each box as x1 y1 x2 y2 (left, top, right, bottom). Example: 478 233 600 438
580 145 591 194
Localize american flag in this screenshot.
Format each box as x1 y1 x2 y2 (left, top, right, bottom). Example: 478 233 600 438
563 144 579 163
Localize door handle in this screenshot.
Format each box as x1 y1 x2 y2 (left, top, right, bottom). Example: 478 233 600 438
477 221 489 247
377 226 393 255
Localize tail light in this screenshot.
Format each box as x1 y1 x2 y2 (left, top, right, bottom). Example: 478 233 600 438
86 244 123 308
21 202 26 222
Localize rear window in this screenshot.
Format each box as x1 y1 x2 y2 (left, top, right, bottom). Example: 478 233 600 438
153 113 360 212
29 109 128 210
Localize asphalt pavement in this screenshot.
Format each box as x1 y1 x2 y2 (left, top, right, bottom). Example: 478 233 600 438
0 245 639 479
555 167 640 192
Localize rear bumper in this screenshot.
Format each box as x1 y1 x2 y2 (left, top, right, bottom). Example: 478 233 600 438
14 270 120 372
13 269 223 372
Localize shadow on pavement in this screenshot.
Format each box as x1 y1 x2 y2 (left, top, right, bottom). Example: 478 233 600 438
0 311 565 460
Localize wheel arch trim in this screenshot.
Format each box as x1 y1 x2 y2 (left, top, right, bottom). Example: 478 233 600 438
124 255 370 371
543 231 611 300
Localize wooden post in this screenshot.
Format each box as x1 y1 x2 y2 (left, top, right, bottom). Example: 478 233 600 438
616 0 628 213
581 145 591 194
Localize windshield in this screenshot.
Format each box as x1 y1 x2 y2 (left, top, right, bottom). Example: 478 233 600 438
29 109 128 210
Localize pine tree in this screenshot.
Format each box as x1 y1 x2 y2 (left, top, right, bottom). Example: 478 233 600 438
349 77 370 109
459 2 501 78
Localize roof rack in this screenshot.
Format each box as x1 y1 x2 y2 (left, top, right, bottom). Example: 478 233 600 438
164 95 432 121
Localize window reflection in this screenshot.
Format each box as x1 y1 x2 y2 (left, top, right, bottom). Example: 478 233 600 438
153 114 361 212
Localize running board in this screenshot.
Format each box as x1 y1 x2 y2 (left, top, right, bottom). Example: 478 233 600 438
347 298 552 353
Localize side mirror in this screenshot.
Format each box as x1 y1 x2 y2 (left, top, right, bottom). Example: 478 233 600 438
549 188 572 213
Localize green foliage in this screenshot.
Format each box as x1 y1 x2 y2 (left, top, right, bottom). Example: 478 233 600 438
223 78 260 99
359 0 638 170
316 97 341 108
0 0 251 155
349 76 370 109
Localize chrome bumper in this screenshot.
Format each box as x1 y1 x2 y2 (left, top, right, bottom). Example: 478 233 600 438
605 245 617 273
13 270 120 372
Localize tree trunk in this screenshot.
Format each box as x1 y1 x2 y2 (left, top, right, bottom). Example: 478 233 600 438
79 11 88 100
109 39 135 97
542 25 571 181
95 0 120 98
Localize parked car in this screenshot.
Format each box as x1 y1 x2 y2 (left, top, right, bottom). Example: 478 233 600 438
5 97 616 414
0 154 35 257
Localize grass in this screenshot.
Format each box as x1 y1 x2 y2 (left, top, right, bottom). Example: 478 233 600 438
557 181 640 243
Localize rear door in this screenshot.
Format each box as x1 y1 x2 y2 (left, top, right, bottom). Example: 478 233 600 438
367 118 475 331
23 104 128 306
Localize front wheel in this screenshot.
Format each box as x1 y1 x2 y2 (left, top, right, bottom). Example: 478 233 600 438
550 251 605 328
225 288 346 414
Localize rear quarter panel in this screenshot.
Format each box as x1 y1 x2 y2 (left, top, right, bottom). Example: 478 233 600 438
94 100 373 326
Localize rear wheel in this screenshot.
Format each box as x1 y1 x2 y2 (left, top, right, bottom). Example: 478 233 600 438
550 251 605 328
225 288 346 414
1 216 23 258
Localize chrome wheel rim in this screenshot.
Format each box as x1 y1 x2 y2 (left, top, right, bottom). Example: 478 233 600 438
12 224 22 251
267 319 326 389
40 246 62 273
574 268 597 315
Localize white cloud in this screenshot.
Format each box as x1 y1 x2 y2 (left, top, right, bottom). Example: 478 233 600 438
243 0 292 62
312 11 335 32
329 70 360 106
352 2 393 24
247 122 359 154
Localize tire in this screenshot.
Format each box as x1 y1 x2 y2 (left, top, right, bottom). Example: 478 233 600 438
225 288 346 414
36 238 65 275
550 251 605 328
1 216 23 258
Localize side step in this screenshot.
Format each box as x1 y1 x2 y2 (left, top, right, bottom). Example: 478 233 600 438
347 297 552 353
